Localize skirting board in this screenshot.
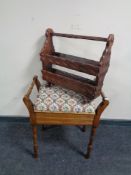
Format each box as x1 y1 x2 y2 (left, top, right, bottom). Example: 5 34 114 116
0 116 131 126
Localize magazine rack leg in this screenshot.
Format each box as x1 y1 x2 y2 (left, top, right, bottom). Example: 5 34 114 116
85 97 109 159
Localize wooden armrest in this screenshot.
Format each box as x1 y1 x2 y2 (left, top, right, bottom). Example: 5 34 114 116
25 79 35 97
93 91 109 127
23 76 41 121
24 75 41 98
96 91 109 115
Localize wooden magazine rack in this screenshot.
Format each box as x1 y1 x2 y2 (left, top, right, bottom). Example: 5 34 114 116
40 28 114 101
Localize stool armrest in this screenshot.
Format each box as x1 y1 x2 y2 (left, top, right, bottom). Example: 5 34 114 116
93 91 109 127
23 76 41 123
25 76 41 97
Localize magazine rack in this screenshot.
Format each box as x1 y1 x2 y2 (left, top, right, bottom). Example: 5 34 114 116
40 28 114 101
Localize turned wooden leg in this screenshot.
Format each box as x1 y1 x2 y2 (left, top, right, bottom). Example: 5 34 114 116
32 125 38 159
84 93 109 159
85 126 97 159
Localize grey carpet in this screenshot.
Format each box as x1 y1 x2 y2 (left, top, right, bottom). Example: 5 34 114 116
0 119 131 175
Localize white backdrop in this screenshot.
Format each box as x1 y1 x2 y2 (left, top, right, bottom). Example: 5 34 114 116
0 0 131 119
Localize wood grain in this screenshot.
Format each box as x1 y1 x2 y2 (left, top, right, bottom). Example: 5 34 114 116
42 70 96 100
40 28 114 100
42 52 100 76
53 32 107 42
34 112 94 125
23 76 110 159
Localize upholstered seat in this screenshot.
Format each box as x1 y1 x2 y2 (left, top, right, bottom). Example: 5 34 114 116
34 84 95 114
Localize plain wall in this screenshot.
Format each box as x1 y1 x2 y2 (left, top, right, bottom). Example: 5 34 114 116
0 0 131 119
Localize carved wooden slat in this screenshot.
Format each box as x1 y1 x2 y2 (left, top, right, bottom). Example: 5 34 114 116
51 69 102 99
42 70 96 100
51 69 96 86
42 52 100 76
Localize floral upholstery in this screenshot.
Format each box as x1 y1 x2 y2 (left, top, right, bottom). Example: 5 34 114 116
34 84 95 114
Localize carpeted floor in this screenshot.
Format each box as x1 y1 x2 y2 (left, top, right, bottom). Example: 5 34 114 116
0 118 131 175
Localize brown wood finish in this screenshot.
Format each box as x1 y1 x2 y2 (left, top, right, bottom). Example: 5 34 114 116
42 69 96 99
23 76 109 159
53 32 108 42
40 28 114 101
32 126 38 159
34 112 94 125
50 69 96 85
43 52 100 76
85 96 109 158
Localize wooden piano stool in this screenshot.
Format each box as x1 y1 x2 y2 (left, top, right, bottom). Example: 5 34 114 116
23 76 109 159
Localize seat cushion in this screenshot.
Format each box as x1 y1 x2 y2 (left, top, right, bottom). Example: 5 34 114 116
34 84 95 114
